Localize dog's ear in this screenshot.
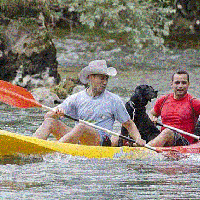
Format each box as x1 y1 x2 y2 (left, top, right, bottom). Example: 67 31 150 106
137 85 149 95
130 93 137 102
133 86 143 102
148 85 158 99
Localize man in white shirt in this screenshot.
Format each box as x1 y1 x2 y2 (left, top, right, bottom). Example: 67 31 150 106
33 60 146 146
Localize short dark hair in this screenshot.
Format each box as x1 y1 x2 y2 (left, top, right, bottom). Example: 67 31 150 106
172 70 189 82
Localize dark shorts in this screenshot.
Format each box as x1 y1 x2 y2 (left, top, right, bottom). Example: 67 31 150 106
173 131 190 146
101 135 111 146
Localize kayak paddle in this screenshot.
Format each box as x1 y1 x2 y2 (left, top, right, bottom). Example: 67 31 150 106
0 80 159 152
156 122 200 140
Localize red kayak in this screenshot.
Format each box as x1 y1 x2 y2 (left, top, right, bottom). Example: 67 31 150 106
159 141 200 154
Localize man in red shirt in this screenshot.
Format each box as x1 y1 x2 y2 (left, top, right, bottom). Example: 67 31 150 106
148 70 200 147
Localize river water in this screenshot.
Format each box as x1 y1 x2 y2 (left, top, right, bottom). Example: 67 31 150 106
0 34 200 199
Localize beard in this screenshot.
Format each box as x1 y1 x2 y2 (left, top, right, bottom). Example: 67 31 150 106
175 89 187 98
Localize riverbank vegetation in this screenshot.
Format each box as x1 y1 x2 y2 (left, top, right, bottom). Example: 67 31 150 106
0 0 175 49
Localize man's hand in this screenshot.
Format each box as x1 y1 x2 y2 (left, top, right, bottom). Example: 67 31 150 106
54 107 65 116
122 119 146 146
44 107 65 119
149 109 158 125
150 115 158 124
135 137 146 147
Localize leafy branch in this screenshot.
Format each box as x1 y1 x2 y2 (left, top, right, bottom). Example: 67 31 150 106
67 0 175 49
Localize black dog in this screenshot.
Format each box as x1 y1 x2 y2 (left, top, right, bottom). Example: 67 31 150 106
119 85 160 146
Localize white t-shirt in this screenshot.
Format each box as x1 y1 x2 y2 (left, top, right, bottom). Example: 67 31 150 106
57 89 130 137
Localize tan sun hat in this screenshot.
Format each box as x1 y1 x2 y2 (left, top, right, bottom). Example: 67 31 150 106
79 60 117 84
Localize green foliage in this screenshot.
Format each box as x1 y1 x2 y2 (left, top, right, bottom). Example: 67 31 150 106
0 0 175 49
66 0 175 49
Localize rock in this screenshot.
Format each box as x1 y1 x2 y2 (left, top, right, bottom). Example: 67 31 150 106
72 85 85 94
51 77 81 99
31 87 61 107
168 55 181 60
0 20 60 89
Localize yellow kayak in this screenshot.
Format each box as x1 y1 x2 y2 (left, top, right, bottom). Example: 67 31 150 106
0 130 157 159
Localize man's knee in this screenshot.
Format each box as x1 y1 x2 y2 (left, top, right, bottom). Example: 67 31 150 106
43 117 57 125
76 123 92 132
162 128 174 140
75 123 100 145
41 118 61 133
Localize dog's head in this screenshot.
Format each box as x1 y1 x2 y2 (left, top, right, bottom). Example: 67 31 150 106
130 85 158 107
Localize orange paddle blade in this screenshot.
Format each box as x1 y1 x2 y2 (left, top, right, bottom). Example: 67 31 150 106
0 80 42 108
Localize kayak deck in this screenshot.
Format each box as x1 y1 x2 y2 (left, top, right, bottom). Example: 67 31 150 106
0 130 200 159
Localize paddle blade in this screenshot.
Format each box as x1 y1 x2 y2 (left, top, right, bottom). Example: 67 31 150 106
0 80 42 108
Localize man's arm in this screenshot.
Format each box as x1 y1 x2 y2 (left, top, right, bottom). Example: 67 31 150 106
149 108 159 123
122 119 146 146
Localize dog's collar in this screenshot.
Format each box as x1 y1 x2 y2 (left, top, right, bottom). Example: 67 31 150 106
129 101 135 109
128 101 135 115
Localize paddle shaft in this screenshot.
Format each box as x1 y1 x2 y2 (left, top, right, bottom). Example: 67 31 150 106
42 105 158 151
156 122 200 140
